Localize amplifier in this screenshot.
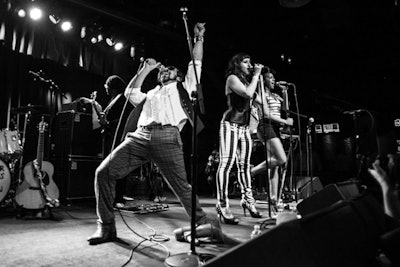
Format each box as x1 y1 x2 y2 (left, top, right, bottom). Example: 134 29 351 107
53 155 102 201
52 111 102 158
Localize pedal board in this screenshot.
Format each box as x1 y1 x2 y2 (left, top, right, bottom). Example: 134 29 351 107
119 203 169 214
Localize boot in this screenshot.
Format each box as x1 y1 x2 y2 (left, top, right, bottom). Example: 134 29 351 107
87 221 117 245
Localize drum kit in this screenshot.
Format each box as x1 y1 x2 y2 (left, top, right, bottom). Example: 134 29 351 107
0 104 47 208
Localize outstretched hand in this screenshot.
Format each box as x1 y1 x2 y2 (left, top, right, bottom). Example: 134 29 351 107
368 159 390 190
194 22 206 37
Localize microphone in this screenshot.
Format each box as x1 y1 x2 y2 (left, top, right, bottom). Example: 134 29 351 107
249 66 269 71
308 117 314 127
276 81 292 86
343 109 363 115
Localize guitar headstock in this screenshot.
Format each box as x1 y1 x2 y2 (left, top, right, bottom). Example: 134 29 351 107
38 120 48 134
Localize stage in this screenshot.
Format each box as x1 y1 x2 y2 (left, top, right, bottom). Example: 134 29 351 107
0 192 286 267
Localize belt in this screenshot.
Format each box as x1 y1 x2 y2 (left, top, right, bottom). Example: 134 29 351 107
140 124 174 130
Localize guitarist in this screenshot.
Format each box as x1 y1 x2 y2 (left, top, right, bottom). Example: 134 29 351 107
250 68 293 208
101 75 134 154
99 75 134 208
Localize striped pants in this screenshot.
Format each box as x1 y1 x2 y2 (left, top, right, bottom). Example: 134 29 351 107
216 121 254 207
94 125 212 225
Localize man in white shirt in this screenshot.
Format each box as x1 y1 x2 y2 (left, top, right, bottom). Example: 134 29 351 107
88 22 223 245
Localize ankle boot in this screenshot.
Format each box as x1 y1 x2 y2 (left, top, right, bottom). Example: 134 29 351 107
87 221 117 245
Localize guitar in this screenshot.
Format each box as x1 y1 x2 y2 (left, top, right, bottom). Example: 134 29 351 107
90 91 108 127
15 117 59 209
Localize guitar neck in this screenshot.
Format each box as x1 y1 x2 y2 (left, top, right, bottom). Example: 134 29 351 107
90 91 101 117
37 129 44 167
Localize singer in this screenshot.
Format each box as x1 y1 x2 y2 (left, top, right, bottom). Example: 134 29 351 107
215 53 263 225
250 68 293 208
87 22 223 245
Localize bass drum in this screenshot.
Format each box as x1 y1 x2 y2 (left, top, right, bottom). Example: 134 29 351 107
0 159 11 203
0 129 22 161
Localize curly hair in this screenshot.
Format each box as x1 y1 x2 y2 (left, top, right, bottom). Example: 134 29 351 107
225 53 251 85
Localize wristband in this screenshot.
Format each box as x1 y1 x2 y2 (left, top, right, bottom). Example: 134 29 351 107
194 36 204 42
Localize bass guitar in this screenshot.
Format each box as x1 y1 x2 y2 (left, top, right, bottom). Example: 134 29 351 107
15 117 59 209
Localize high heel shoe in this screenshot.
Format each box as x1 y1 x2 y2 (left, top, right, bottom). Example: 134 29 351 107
216 204 239 225
240 199 262 218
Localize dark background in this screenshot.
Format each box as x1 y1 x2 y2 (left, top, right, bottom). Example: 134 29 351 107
1 0 400 193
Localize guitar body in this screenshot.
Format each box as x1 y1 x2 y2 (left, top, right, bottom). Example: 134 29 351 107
15 161 59 210
15 118 60 210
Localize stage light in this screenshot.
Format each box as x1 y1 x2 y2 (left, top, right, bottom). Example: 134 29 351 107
97 34 103 42
17 9 26 18
80 26 86 38
130 44 135 58
106 36 114 46
60 21 73 32
114 42 123 51
90 36 97 44
49 14 60 24
29 7 43 21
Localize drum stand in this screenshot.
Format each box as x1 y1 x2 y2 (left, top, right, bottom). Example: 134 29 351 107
17 111 31 184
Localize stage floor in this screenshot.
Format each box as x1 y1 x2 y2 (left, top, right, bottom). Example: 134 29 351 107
0 192 296 266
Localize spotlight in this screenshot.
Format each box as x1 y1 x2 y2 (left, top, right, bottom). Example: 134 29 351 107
60 21 73 32
114 42 123 51
130 44 135 58
17 9 26 18
90 36 97 44
80 26 86 39
106 36 114 46
29 7 43 21
97 34 103 42
49 14 60 24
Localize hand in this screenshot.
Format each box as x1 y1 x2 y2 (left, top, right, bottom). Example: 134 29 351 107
368 159 391 190
253 63 263 76
143 58 162 72
286 117 294 126
98 112 108 126
194 22 206 37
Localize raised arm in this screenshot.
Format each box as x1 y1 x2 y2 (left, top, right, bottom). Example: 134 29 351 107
184 22 206 97
192 22 205 61
124 58 161 105
227 64 262 99
369 156 400 220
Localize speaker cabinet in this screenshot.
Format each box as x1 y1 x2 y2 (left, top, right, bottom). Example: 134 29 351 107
204 194 385 267
297 180 360 217
52 111 102 158
54 155 102 201
296 176 323 200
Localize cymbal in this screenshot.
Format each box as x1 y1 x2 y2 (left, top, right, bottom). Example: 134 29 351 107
11 105 48 114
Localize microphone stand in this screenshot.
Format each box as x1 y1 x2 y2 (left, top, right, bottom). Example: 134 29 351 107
305 119 314 197
164 8 211 267
256 75 275 227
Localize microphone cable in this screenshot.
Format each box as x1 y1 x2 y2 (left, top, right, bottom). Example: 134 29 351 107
291 83 303 202
105 58 145 199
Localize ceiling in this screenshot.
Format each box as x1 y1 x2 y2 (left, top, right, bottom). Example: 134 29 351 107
13 0 400 116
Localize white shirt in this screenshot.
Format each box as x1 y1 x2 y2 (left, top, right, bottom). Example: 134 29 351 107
125 61 201 131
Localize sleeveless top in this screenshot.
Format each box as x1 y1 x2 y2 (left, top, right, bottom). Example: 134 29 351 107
222 92 251 126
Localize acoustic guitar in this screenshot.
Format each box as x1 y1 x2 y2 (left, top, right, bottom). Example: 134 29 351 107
15 117 59 209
